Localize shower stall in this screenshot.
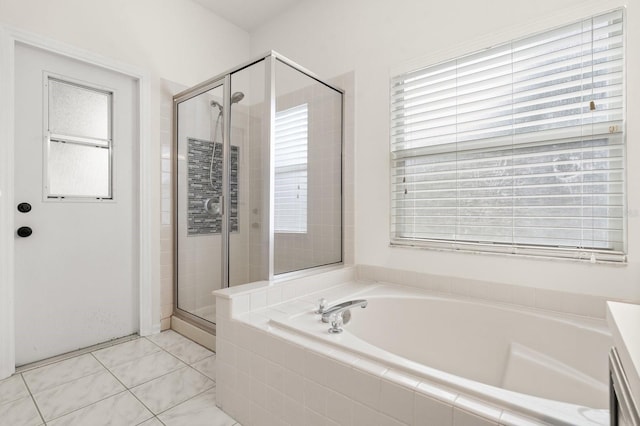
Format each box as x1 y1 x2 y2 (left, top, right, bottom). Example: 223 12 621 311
173 52 344 332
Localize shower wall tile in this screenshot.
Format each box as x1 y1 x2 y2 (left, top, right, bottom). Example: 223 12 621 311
273 71 347 275
186 138 238 235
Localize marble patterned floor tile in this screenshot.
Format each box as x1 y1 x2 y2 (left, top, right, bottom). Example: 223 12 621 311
0 374 29 406
130 367 214 414
158 388 235 426
23 354 104 394
109 350 186 388
93 338 161 369
32 370 125 421
47 390 153 426
145 330 190 349
0 395 43 426
191 355 216 381
136 417 164 425
163 339 213 365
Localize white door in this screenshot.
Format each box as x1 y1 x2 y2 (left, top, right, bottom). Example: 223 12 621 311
14 42 139 366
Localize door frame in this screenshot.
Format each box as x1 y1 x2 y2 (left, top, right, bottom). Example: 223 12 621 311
0 25 156 379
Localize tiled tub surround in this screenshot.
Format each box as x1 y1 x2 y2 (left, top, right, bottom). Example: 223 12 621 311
0 330 234 426
214 265 618 426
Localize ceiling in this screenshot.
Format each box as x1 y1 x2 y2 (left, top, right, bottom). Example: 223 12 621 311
192 0 303 32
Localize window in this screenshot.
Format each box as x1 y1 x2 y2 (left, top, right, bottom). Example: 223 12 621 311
390 9 624 262
274 104 308 233
46 77 112 199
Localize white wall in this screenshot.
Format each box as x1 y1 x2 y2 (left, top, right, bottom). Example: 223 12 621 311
250 0 640 301
0 0 251 328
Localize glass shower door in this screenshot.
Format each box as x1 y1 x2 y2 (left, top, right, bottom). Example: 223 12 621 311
175 82 225 324
228 59 270 286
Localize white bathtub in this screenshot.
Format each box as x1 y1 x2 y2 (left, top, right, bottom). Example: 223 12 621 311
270 283 612 425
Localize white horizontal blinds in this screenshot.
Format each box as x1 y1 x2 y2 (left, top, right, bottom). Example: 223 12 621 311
275 104 308 233
391 9 624 260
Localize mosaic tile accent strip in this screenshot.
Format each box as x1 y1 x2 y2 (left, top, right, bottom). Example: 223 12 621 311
187 137 238 235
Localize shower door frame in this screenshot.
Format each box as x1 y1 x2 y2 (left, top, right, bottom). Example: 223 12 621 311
172 51 345 333
172 74 229 333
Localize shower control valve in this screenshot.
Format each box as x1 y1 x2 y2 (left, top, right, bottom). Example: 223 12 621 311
204 198 222 216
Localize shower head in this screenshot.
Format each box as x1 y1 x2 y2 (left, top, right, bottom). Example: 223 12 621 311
231 91 244 104
210 91 244 110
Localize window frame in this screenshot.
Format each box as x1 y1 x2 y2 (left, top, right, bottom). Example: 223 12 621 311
43 73 114 202
389 8 626 263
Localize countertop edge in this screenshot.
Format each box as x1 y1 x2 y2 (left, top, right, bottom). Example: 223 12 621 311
606 301 640 408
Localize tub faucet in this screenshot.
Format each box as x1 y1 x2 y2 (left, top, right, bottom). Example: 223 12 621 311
320 299 368 323
321 299 368 334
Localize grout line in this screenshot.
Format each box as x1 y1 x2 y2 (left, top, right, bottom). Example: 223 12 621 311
90 340 214 418
19 373 46 425
44 389 132 424
144 333 215 369
114 360 188 390
153 385 215 417
23 362 107 397
4 331 221 426
89 352 158 418
16 334 139 374
91 342 163 371
135 416 166 426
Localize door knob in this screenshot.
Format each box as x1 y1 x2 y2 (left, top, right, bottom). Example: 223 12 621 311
17 202 32 213
17 227 32 238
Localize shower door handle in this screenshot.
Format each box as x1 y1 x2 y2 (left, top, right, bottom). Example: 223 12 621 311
219 196 224 216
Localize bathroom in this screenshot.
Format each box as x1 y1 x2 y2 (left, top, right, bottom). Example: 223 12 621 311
0 0 639 425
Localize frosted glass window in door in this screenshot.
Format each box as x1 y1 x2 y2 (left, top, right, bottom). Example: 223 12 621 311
45 76 113 199
48 141 110 198
49 78 110 143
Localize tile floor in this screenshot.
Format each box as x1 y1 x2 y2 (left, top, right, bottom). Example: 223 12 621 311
0 330 240 426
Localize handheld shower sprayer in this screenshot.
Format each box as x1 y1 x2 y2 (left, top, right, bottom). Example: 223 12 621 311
206 90 245 208
210 91 244 111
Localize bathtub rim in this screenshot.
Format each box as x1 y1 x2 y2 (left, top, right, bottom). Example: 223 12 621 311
293 282 612 336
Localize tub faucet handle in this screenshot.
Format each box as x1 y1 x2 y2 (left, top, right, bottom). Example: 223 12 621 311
316 298 327 314
328 312 344 334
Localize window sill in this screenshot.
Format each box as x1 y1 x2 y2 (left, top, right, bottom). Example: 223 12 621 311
390 238 627 265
